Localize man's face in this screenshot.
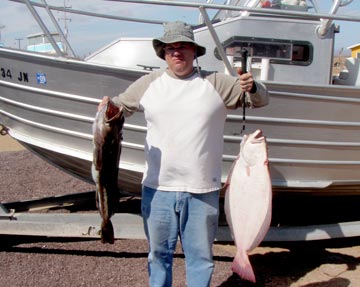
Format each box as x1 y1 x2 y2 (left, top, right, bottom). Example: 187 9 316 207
164 42 196 77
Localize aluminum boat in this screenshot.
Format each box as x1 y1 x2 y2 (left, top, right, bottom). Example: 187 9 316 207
1 0 360 197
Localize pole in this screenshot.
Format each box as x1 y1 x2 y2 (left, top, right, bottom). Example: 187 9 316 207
15 38 23 49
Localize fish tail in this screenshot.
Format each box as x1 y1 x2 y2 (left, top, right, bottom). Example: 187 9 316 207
232 250 256 283
100 219 115 244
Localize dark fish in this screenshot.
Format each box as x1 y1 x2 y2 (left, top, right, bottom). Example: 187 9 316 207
91 99 124 244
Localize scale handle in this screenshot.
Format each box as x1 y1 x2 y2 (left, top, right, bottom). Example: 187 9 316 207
240 49 248 134
241 49 248 74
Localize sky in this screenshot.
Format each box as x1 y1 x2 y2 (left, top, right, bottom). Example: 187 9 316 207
0 0 359 58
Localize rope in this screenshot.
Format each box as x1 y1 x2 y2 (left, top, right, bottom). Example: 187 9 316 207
241 92 246 134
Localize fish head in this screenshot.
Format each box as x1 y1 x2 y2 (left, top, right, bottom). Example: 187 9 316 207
105 101 124 123
240 129 268 166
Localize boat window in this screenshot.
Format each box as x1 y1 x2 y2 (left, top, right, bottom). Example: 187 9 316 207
215 37 313 66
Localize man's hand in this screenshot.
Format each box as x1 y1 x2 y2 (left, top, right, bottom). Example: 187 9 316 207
237 68 255 93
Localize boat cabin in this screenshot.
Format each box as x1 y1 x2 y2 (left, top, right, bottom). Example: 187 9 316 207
26 32 64 54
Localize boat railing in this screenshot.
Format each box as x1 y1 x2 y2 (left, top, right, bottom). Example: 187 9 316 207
317 0 354 37
9 0 360 69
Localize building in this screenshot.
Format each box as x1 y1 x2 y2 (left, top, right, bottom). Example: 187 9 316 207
347 43 360 59
26 32 64 54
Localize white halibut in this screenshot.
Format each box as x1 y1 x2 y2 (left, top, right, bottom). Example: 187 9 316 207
224 129 272 283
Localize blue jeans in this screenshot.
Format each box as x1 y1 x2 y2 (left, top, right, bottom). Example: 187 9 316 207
141 186 220 287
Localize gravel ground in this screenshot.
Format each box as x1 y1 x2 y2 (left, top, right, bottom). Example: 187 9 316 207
1 137 360 286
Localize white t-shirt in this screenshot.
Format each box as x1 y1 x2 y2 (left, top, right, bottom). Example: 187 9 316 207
113 69 268 193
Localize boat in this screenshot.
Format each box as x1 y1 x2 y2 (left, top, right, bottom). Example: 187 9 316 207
1 0 360 240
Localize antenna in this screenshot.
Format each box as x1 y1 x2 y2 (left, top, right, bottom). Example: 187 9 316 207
58 0 71 38
58 0 72 53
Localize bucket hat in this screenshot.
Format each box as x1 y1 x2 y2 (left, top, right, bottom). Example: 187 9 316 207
153 21 206 59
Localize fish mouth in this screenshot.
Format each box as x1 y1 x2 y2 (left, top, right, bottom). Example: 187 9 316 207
105 101 124 123
250 129 265 143
252 129 263 138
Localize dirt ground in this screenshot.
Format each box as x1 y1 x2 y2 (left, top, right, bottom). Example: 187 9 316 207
1 135 360 286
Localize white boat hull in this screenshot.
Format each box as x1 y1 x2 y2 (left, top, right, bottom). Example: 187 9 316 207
2 0 360 197
1 48 360 196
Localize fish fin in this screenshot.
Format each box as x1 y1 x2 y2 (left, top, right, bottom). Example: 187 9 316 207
232 250 256 283
101 219 115 244
223 154 240 189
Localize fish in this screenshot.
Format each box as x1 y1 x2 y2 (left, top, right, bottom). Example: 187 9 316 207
224 129 272 283
91 98 125 244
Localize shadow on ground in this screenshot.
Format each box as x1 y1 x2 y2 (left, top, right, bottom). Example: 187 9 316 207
214 238 360 286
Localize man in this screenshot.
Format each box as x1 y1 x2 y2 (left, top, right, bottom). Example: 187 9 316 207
102 21 268 287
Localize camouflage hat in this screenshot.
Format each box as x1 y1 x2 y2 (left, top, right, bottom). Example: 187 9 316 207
153 21 206 59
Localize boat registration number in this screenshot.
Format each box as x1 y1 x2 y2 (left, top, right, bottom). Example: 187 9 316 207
1 66 29 83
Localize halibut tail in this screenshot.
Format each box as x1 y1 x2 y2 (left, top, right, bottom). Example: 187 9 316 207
231 250 256 283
